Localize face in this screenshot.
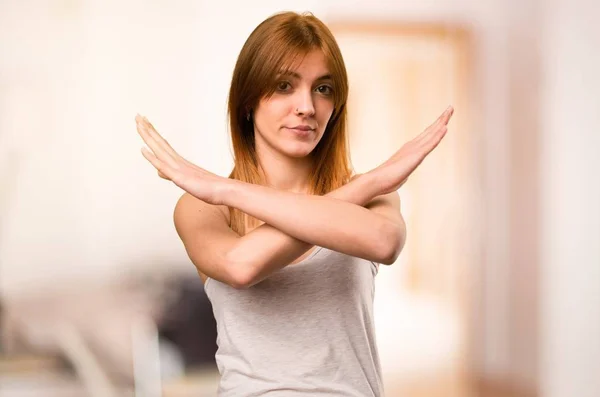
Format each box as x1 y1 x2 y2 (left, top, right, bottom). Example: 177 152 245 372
253 49 335 159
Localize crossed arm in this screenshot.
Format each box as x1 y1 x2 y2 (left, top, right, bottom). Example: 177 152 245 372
223 172 405 263
173 172 404 288
136 106 452 288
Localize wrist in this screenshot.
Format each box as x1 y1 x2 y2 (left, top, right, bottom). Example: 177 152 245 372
360 170 385 198
341 171 382 205
215 178 241 207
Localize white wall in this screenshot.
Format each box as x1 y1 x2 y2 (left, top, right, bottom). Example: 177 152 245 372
539 0 600 395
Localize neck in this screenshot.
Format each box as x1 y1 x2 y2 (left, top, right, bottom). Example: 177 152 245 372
255 145 314 195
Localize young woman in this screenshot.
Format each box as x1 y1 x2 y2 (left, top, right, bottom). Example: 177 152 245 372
135 11 453 397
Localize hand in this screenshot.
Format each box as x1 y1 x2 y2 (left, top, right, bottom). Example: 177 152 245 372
370 106 454 195
135 114 228 205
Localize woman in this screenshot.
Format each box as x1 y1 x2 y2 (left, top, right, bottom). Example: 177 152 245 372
135 11 453 397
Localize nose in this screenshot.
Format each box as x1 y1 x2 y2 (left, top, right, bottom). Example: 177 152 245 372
294 89 315 117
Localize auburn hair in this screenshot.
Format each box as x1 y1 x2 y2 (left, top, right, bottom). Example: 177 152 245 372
227 11 353 235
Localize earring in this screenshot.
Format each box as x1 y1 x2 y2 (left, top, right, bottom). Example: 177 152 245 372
246 112 250 121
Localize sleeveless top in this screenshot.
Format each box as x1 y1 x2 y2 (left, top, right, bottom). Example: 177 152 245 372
204 246 384 396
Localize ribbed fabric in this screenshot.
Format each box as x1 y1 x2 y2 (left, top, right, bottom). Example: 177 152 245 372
205 246 383 396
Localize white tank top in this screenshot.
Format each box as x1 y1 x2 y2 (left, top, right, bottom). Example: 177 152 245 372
204 246 384 396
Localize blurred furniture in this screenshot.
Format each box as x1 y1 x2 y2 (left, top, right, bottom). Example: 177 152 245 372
0 269 219 396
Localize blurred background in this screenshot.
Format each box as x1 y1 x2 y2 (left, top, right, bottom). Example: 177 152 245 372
0 0 598 396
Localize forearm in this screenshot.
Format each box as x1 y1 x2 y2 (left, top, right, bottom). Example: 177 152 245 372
222 172 400 282
225 176 392 257
224 173 383 287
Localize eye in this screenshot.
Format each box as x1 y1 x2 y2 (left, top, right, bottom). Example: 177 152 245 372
315 84 333 96
276 81 292 92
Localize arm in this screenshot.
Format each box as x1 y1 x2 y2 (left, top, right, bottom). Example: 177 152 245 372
218 172 404 268
174 172 404 289
222 172 404 287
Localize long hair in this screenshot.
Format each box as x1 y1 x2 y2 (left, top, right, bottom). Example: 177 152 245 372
227 11 353 235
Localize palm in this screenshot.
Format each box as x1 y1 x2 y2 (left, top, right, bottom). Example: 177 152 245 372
135 115 225 205
376 106 454 194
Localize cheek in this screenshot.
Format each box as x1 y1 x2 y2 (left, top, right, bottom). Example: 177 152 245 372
256 100 289 128
317 101 335 129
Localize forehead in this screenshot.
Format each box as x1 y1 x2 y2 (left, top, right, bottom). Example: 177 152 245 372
280 50 330 79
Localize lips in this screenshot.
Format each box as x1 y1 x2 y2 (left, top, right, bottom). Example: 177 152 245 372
288 125 315 131
285 126 314 138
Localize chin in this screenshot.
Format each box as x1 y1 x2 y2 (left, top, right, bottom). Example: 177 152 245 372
281 142 315 158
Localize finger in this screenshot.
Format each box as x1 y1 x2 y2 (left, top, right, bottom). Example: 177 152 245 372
140 116 178 156
139 116 194 165
407 124 448 166
431 106 454 128
141 146 175 180
136 116 180 170
414 106 453 146
438 105 454 125
422 125 448 154
136 115 168 156
136 115 168 157
422 106 453 134
397 128 446 179
137 115 202 172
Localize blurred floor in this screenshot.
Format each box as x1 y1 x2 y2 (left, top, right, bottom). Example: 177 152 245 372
386 372 536 397
0 355 88 397
0 355 535 397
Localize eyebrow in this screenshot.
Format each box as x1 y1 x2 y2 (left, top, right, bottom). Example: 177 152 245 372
277 71 332 81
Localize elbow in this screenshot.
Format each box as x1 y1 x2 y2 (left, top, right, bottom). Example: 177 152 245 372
377 220 406 265
223 254 256 290
228 277 253 290
227 269 254 290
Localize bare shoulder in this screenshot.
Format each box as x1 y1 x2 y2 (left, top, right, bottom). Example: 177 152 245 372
173 193 240 285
